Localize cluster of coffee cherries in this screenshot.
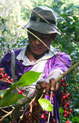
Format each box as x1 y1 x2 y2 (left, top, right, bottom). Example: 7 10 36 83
41 112 56 123
60 79 72 123
18 89 25 94
0 68 25 95
21 93 56 123
0 68 14 100
21 100 42 123
0 68 14 83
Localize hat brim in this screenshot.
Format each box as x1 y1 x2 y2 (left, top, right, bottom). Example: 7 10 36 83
23 20 61 35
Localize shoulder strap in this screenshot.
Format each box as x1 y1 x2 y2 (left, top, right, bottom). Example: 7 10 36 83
10 49 17 81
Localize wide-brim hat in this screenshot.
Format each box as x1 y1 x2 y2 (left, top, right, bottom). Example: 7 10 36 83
23 6 61 35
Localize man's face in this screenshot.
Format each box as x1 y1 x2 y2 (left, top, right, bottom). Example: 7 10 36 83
28 30 54 56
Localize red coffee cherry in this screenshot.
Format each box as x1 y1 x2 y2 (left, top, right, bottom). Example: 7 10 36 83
62 83 65 87
61 79 64 83
0 68 4 72
65 120 71 123
51 93 55 97
7 76 11 80
4 74 8 77
18 91 23 94
41 113 45 119
21 89 25 93
69 109 72 112
66 83 68 87
64 114 68 118
10 78 14 83
53 118 56 123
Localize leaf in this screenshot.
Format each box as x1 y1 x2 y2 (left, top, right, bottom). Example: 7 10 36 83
59 107 64 115
38 98 53 112
15 71 41 87
0 71 41 107
72 116 79 122
0 90 6 98
0 93 24 107
3 84 17 98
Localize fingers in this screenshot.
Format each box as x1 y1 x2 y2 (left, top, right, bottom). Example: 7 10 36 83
50 78 59 91
50 78 55 91
55 83 59 90
45 83 50 92
40 82 46 88
36 79 59 92
40 82 50 93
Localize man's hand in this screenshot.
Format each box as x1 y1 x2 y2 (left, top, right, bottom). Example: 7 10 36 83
37 78 59 92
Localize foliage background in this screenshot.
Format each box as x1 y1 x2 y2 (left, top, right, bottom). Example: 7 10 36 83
0 0 79 122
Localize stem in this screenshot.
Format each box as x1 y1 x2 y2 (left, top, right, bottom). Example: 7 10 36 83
0 107 15 121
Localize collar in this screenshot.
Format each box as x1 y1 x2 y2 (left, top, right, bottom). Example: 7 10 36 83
16 44 59 66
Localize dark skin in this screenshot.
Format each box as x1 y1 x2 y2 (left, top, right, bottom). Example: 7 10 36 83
26 29 59 92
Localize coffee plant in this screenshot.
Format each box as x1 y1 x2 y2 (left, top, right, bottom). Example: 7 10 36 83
0 0 79 122
0 62 79 123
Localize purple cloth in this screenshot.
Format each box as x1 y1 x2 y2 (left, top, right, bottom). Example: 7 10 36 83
43 52 71 79
0 49 71 82
0 49 33 89
0 48 72 123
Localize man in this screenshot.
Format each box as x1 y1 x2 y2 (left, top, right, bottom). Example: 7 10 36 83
0 6 72 122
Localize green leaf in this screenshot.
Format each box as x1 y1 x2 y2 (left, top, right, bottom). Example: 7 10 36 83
72 116 79 122
59 107 64 115
0 93 24 107
38 98 53 112
15 71 41 87
0 90 6 98
3 84 17 98
0 71 41 107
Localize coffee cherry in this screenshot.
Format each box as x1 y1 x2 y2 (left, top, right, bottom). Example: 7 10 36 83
1 74 5 78
10 78 14 83
65 120 71 123
51 93 55 97
18 91 23 94
41 113 45 119
53 118 56 123
63 105 68 110
69 109 72 112
66 111 70 116
63 110 67 114
66 97 69 101
66 83 68 87
0 68 4 72
62 83 65 87
7 76 11 80
4 74 7 77
21 89 25 93
61 79 64 83
66 102 71 107
64 114 68 118
66 93 70 97
62 95 66 100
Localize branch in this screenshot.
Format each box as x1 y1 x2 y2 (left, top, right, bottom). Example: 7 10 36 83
11 62 79 120
0 106 15 122
0 62 79 121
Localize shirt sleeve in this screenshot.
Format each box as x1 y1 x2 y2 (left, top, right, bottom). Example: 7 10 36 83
43 52 72 80
44 69 63 82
